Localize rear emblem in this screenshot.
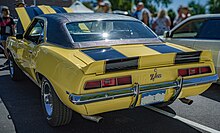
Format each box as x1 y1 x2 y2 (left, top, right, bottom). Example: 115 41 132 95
150 68 162 81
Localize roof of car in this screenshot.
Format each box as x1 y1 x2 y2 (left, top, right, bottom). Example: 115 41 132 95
170 14 220 32
187 14 220 20
40 13 141 48
39 13 138 23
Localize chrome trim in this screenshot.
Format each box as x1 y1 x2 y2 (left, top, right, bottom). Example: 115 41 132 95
130 83 140 108
69 74 218 105
169 76 183 102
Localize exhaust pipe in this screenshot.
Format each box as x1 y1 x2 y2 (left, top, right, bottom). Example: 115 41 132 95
179 98 193 105
81 115 103 123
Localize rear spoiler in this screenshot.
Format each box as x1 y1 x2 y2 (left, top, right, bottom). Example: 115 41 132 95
15 5 73 31
81 50 213 75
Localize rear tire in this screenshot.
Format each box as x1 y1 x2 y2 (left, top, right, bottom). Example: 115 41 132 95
9 53 24 81
41 77 72 126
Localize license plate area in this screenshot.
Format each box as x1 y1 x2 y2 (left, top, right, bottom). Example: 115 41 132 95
140 89 166 106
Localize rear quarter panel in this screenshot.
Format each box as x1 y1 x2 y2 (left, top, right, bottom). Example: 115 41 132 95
33 45 88 114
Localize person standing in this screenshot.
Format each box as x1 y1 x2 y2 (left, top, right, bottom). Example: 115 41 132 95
94 0 104 13
133 2 151 26
152 9 171 35
15 0 26 34
0 6 15 66
101 1 112 13
173 6 191 26
15 0 26 7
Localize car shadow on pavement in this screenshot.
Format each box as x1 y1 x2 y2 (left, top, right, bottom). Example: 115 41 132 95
201 83 220 102
0 74 202 133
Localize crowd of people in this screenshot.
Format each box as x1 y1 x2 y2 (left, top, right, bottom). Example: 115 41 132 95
132 2 191 35
93 1 191 35
0 0 191 66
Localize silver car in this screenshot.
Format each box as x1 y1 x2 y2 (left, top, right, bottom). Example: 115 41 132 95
164 14 220 82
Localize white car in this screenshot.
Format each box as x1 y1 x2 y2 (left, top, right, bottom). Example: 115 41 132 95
164 14 220 82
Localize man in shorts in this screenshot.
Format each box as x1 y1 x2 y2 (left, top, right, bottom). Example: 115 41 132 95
0 6 15 66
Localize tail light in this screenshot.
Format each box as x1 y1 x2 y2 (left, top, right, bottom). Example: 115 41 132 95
178 69 188 77
178 66 211 77
84 76 132 90
201 67 211 74
101 78 116 87
117 76 132 85
189 68 199 75
84 80 101 90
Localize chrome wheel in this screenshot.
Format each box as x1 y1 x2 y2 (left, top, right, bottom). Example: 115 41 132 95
41 78 73 126
42 82 53 117
9 59 14 78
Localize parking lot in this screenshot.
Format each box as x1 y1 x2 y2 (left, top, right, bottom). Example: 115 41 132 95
0 54 220 133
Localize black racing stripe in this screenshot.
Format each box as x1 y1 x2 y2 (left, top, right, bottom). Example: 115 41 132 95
106 57 139 73
81 48 127 61
175 51 201 64
33 7 44 15
25 7 37 20
51 6 67 13
146 44 183 53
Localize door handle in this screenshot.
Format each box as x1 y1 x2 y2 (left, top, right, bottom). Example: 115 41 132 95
28 50 33 54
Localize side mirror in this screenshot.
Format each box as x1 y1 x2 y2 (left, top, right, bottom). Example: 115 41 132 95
16 34 23 39
163 31 170 38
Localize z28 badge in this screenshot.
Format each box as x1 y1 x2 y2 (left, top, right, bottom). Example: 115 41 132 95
150 68 162 81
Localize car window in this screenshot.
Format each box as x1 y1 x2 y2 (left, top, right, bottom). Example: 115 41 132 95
24 19 44 44
172 19 206 38
66 20 157 42
197 19 220 40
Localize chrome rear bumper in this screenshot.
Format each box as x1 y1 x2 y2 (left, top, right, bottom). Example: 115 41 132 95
69 74 218 105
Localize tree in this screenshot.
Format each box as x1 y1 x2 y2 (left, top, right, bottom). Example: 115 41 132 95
144 1 157 13
188 0 206 15
109 0 173 12
153 0 172 8
110 0 131 11
167 9 176 28
208 0 220 13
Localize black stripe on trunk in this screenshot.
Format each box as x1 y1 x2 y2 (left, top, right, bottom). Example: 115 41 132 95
106 57 139 73
175 51 201 64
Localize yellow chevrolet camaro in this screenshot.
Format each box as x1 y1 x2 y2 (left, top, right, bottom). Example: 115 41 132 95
6 6 218 126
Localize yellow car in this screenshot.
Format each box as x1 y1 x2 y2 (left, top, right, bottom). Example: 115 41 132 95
7 6 218 126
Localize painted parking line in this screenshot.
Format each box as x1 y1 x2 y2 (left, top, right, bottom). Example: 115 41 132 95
146 106 220 133
0 45 4 50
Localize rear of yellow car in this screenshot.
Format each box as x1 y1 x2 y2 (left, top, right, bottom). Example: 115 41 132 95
10 9 218 126
61 43 218 115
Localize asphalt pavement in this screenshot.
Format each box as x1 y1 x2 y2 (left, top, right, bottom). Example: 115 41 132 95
0 53 220 133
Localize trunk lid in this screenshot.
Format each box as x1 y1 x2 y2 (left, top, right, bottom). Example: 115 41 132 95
72 43 213 75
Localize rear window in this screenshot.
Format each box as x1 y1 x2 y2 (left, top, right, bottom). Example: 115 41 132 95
66 20 157 42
